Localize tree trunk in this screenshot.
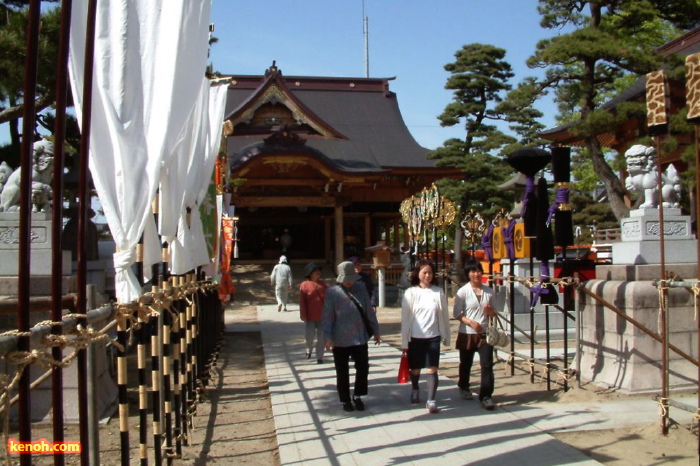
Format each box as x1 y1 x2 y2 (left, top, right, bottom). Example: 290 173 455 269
586 136 630 220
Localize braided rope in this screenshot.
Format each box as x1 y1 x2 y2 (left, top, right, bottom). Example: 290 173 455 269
657 397 669 419
555 369 571 387
1 372 20 466
691 409 700 433
690 283 699 321
657 280 668 333
0 330 31 339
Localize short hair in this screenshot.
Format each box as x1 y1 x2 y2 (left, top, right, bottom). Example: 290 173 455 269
409 260 438 287
464 261 484 274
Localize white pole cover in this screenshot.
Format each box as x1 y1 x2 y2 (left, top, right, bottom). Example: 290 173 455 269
68 0 212 302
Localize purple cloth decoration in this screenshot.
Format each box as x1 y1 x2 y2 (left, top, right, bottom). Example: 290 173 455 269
481 223 495 262
530 262 551 308
503 219 516 260
520 175 536 219
546 187 569 227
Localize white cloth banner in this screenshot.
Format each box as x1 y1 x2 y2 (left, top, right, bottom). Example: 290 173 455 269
167 81 228 275
68 0 211 302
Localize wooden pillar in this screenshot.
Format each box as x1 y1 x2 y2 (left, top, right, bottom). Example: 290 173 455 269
334 206 344 264
402 223 409 251
364 215 371 251
324 217 331 265
393 218 400 249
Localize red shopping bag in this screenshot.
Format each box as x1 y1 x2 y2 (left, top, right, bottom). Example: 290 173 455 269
397 350 410 383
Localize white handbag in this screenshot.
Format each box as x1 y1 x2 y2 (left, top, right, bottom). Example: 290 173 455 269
486 316 509 348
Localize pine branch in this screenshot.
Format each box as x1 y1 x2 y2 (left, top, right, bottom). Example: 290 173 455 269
0 91 55 125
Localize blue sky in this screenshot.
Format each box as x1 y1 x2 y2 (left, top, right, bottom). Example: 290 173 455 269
0 0 560 150
208 0 560 149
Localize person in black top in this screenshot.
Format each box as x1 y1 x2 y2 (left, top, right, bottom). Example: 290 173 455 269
349 256 377 312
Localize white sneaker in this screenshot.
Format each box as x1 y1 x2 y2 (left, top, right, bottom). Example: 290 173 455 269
459 389 473 400
426 400 439 413
481 397 495 410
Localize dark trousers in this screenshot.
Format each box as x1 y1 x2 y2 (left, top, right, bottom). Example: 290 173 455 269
332 344 369 403
458 343 494 400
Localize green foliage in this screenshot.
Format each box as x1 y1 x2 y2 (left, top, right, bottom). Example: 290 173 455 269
0 3 62 127
570 192 618 243
496 77 550 153
429 43 527 216
520 0 699 220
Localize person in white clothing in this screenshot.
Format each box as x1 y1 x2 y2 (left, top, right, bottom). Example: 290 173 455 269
400 260 450 413
270 255 293 312
453 261 498 410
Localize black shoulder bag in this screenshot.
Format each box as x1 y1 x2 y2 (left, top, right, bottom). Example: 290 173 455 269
339 285 375 338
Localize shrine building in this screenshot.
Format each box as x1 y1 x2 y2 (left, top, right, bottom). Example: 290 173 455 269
222 63 460 264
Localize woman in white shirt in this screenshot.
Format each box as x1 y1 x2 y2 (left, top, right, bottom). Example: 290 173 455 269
401 260 450 413
453 261 498 410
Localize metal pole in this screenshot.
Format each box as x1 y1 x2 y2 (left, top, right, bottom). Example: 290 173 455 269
17 2 42 463
162 280 175 464
545 304 551 391
172 277 184 456
86 285 100 466
117 303 130 465
694 124 700 452
137 304 149 465
76 1 99 463
51 1 74 463
654 136 669 435
179 276 189 446
529 253 535 384
508 258 515 377
151 285 163 465
185 274 195 429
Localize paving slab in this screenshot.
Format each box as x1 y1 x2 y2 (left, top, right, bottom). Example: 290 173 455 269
255 304 602 465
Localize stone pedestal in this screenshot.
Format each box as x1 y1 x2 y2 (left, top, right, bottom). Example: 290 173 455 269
578 278 698 393
0 211 75 296
613 208 697 265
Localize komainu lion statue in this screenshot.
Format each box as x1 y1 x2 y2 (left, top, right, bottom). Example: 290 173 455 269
0 161 14 195
624 144 680 210
0 139 54 213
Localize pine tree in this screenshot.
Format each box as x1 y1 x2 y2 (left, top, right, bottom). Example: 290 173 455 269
428 43 518 267
0 1 62 167
528 0 700 220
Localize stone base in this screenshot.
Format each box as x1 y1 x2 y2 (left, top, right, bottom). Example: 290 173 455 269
578 280 698 393
0 249 72 276
621 210 691 241
611 239 697 265
596 263 698 281
0 275 76 297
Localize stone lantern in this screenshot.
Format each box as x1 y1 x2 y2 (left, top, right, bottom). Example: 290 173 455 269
365 241 393 307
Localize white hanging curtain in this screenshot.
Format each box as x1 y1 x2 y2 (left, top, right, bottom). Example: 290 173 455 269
68 0 211 302
168 79 228 275
191 82 229 268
